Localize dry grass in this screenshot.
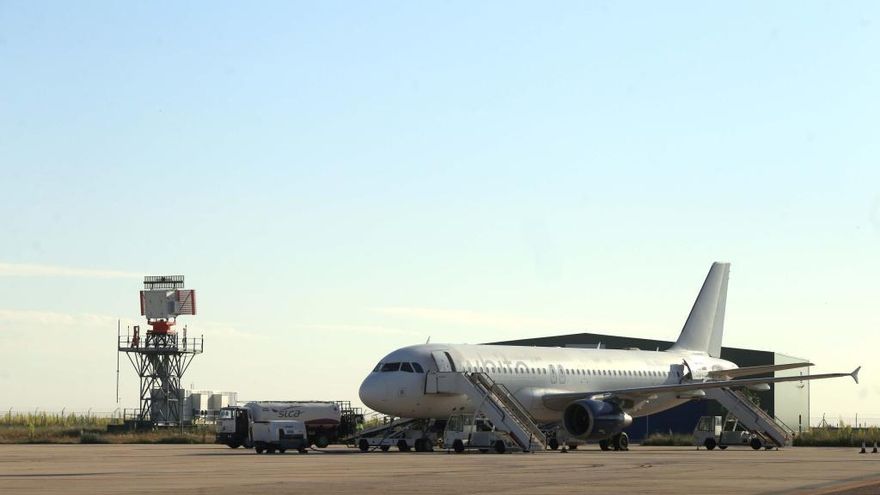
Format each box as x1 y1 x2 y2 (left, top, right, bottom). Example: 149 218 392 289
640 432 695 446
793 425 880 447
0 415 215 445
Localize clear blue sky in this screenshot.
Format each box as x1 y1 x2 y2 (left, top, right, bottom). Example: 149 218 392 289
1 1 878 422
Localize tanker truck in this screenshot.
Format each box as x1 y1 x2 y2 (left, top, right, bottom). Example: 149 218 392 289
217 401 363 448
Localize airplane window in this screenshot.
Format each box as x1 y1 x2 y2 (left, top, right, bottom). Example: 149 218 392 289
381 362 400 372
401 362 414 373
412 363 424 373
373 362 383 372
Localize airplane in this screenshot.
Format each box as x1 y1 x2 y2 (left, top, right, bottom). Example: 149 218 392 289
358 262 860 450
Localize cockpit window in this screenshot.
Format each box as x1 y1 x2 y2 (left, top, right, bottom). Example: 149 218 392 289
401 362 414 373
412 362 424 373
373 362 383 372
381 362 401 372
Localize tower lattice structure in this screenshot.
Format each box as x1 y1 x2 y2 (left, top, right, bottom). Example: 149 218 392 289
118 275 202 425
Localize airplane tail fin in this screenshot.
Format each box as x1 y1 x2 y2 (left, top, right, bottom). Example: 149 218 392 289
669 262 730 357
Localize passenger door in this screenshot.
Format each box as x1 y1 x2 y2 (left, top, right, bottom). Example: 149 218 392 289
431 351 455 372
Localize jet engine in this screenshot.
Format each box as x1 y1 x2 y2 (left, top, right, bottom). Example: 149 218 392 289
562 399 633 440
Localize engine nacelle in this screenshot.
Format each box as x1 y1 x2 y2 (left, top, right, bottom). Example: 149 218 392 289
562 399 633 440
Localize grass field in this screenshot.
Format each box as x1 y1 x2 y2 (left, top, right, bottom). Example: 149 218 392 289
1 411 214 444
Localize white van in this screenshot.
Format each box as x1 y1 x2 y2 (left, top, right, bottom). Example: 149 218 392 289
251 420 309 454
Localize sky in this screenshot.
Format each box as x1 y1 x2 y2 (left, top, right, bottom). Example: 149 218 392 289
1 1 878 424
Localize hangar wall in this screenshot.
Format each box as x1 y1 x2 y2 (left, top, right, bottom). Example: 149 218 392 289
491 332 809 441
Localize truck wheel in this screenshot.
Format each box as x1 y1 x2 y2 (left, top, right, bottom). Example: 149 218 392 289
453 439 465 453
750 438 762 450
397 439 410 452
548 438 559 450
267 447 276 454
358 439 369 452
599 439 611 451
493 440 506 454
255 446 265 454
704 438 717 451
298 448 308 454
380 445 390 452
278 448 286 454
315 435 330 448
719 445 728 450
567 444 578 450
227 443 240 449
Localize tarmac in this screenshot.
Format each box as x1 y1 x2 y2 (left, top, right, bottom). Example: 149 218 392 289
1 444 880 495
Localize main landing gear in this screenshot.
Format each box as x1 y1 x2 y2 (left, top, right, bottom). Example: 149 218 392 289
599 432 629 451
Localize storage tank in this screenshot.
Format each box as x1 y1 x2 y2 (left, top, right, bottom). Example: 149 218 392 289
245 401 341 428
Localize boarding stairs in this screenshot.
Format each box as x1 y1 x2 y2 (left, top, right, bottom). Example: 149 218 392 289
425 371 546 451
705 388 793 447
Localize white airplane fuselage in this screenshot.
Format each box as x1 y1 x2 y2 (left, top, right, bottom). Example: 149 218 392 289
359 343 736 423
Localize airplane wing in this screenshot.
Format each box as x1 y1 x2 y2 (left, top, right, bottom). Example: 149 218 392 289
705 362 814 380
541 367 859 411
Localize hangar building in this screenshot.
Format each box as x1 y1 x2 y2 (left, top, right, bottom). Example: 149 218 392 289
493 332 810 441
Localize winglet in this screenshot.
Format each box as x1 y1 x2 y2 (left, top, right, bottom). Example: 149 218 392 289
852 366 861 384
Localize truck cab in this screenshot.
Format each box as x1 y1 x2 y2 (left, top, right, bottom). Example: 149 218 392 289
216 406 251 448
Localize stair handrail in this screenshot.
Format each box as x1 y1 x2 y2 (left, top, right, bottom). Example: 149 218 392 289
464 372 546 449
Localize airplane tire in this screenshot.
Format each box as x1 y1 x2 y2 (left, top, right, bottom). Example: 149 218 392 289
453 439 465 453
358 439 369 452
750 438 762 450
568 444 578 450
314 435 330 448
704 438 717 451
548 438 559 450
493 440 506 454
616 433 629 451
397 439 411 452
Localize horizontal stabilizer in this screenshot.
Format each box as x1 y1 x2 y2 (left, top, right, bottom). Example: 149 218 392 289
707 362 814 380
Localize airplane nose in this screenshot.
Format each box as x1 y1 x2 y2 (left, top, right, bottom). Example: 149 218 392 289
359 374 384 409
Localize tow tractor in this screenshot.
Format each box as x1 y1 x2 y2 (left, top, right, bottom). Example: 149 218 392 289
693 415 767 450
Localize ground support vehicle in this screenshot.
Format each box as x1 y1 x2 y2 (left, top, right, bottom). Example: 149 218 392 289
217 401 363 449
355 418 444 452
251 420 309 454
443 414 523 454
693 415 768 450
